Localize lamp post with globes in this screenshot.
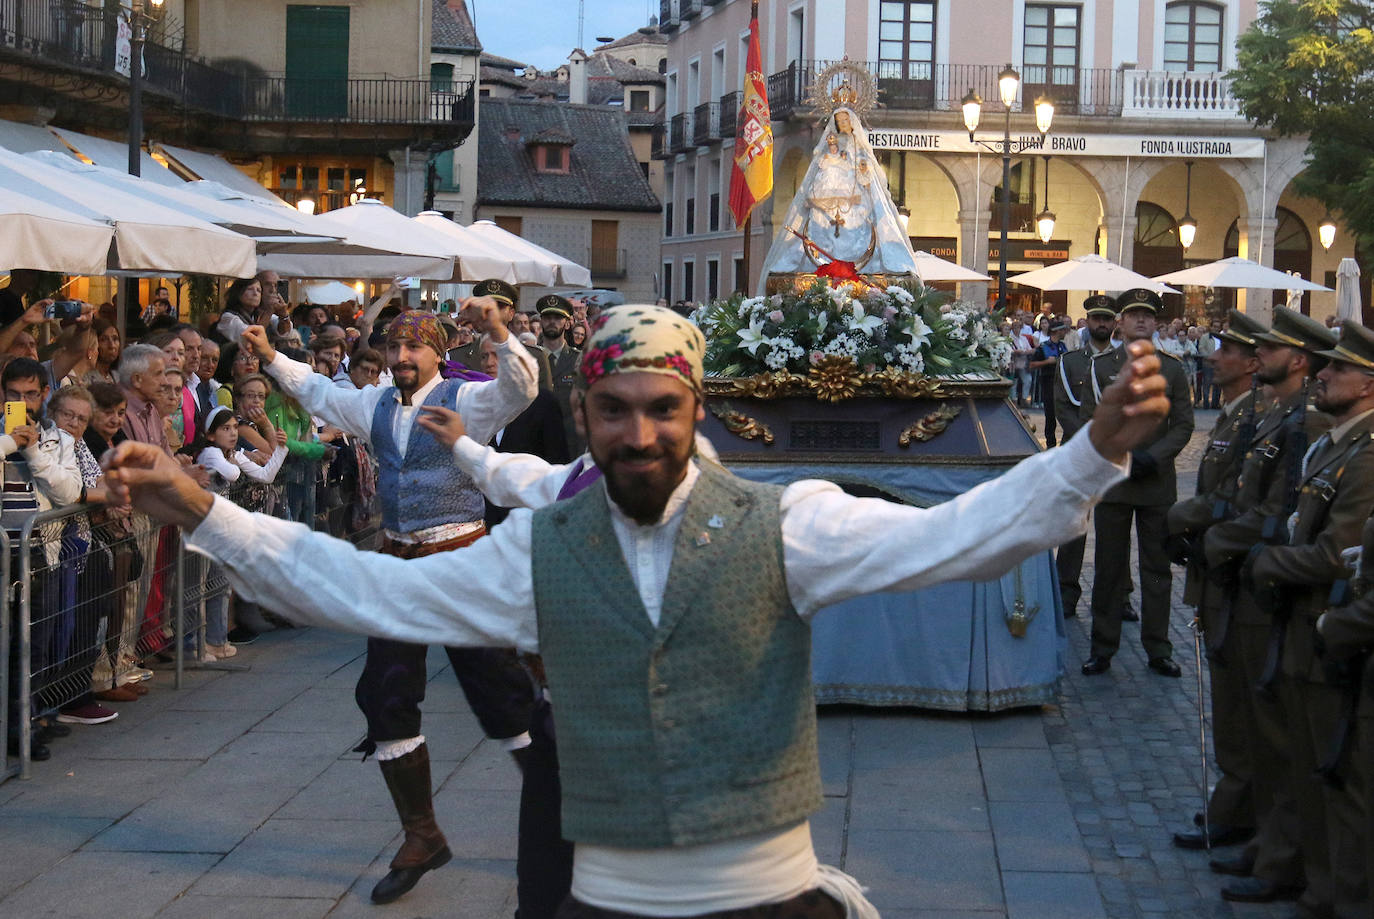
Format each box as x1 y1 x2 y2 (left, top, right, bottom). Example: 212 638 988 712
961 65 1054 309
122 0 164 335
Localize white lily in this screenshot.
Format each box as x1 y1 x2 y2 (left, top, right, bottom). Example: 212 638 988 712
848 303 884 336
904 313 932 349
737 315 769 355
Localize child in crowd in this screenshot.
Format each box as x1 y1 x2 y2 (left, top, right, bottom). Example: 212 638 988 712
193 406 287 658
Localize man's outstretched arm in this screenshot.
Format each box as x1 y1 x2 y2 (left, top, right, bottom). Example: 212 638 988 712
101 442 540 651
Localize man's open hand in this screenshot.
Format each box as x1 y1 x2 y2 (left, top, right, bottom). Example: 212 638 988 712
1086 340 1170 466
416 405 468 451
100 441 214 531
240 325 277 365
459 296 509 342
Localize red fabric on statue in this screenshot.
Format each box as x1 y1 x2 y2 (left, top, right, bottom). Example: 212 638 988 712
815 260 864 285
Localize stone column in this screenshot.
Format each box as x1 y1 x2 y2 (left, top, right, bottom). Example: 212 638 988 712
388 147 430 218
1241 215 1278 322
957 207 990 306
1099 213 1139 270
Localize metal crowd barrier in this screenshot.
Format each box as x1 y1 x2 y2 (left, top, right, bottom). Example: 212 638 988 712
3 454 381 782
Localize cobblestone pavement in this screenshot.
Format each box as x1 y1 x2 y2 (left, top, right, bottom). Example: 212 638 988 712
1034 405 1292 919
0 408 1301 918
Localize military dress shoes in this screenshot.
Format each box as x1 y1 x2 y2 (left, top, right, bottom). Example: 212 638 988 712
1173 824 1254 849
1219 877 1303 903
1120 601 1140 622
1081 656 1112 676
1148 657 1182 677
1208 853 1255 876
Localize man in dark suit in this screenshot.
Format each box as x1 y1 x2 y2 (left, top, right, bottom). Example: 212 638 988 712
479 333 570 527
536 295 583 455
1080 289 1194 677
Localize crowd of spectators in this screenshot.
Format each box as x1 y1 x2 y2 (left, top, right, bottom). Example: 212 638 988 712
1 270 604 766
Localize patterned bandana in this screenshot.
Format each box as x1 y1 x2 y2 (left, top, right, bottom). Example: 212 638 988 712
386 311 449 358
581 304 704 394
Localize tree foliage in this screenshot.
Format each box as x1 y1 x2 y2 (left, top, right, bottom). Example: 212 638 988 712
1231 0 1374 252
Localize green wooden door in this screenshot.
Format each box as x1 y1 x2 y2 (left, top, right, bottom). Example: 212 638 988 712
285 5 350 118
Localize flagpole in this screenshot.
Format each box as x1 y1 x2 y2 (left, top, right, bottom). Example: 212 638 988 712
741 212 752 295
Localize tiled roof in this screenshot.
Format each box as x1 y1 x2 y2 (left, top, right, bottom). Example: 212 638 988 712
480 51 528 71
588 53 662 85
478 99 660 213
431 0 480 53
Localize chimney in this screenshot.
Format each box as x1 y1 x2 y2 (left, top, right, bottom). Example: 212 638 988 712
568 48 588 105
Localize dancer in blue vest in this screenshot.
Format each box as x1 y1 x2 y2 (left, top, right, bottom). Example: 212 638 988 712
240 294 541 905
107 304 1173 918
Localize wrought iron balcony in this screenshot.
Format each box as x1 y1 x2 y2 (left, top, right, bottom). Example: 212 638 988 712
669 111 693 153
589 247 628 278
718 90 740 139
651 120 668 159
692 101 719 146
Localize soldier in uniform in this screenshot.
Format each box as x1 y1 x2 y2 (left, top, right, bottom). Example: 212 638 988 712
1248 320 1374 918
1081 289 1195 677
1052 295 1118 617
536 295 584 455
1316 514 1374 903
1202 307 1335 904
475 279 553 391
1166 309 1265 850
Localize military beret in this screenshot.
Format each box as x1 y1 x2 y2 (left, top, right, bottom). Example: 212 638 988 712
472 279 518 306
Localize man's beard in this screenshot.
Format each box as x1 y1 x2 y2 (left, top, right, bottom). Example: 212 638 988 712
593 440 693 526
392 362 419 395
1314 383 1357 416
542 327 563 343
1088 326 1112 343
1255 362 1289 385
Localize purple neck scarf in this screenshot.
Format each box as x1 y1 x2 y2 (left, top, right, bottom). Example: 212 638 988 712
557 457 603 500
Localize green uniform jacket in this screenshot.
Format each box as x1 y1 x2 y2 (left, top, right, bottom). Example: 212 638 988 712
1252 413 1374 682
1080 346 1194 506
1052 345 1111 442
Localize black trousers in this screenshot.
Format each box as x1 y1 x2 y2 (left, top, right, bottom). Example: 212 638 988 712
354 638 535 743
518 698 575 919
1089 502 1174 661
555 889 843 919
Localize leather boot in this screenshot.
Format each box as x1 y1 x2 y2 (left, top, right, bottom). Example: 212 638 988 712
371 744 452 904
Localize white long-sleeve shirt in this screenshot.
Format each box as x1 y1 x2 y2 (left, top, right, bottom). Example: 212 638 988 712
263 336 537 454
185 425 1125 914
196 445 288 484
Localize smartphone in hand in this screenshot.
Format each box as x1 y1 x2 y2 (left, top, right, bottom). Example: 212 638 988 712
4 401 27 433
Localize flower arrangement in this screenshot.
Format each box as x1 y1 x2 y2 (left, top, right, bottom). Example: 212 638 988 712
690 280 1011 379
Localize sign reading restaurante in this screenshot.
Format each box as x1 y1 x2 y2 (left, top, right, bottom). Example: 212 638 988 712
867 130 1266 159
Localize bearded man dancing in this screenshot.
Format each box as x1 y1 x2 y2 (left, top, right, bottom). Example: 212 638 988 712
106 305 1170 917
240 297 544 905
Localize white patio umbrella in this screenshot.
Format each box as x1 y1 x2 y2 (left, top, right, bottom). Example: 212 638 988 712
413 211 555 285
302 280 362 305
0 185 115 276
300 199 466 281
1153 256 1330 292
1336 257 1362 324
465 220 592 287
0 147 257 277
1009 254 1179 293
913 250 990 282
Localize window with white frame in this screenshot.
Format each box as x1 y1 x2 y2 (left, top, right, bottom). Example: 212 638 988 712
1163 2 1224 72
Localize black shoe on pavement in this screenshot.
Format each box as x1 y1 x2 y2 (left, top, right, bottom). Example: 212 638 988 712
1208 853 1255 876
1220 877 1302 903
1148 657 1182 677
227 626 258 645
370 846 452 905
1081 656 1112 676
7 736 50 761
1121 602 1140 622
1174 824 1254 849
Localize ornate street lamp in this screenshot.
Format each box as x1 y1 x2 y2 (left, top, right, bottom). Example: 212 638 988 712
1036 156 1056 244
1319 214 1337 250
1177 161 1197 251
961 65 1054 308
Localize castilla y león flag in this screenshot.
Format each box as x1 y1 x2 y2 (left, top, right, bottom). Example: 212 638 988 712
727 3 773 229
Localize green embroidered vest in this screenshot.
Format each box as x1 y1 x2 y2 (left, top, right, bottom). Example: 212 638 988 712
530 463 822 848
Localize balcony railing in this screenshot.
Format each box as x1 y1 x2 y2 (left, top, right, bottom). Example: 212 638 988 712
692 101 719 146
270 188 352 213
681 0 703 19
0 3 473 127
766 60 1245 122
718 90 740 139
659 0 680 32
651 120 668 158
669 111 693 153
1122 69 1241 119
589 247 628 278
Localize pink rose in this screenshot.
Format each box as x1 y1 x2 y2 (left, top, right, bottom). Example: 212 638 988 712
768 309 785 324
809 350 824 366
883 306 898 320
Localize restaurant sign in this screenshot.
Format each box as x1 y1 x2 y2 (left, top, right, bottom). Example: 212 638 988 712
868 129 1265 159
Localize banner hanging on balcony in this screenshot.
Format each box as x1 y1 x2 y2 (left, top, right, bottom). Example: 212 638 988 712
728 2 773 229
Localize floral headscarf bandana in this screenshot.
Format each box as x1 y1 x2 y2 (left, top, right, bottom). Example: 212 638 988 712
581 305 705 395
386 311 449 358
